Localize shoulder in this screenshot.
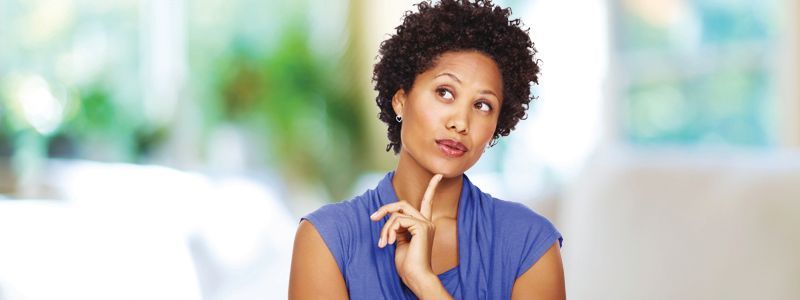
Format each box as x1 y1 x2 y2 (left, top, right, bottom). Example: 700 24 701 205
492 198 558 234
289 220 349 298
302 191 372 232
298 191 374 272
491 198 563 278
497 201 565 297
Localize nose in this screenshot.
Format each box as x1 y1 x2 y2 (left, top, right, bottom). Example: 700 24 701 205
446 106 469 135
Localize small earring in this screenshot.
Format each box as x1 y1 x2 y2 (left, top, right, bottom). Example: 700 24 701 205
395 115 402 123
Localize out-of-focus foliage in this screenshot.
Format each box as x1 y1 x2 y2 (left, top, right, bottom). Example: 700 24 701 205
188 0 369 199
198 28 369 199
0 0 157 162
1 0 370 200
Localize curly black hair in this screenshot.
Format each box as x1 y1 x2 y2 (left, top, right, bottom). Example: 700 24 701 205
373 0 540 154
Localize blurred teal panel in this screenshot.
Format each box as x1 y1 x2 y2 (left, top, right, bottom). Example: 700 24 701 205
617 0 778 148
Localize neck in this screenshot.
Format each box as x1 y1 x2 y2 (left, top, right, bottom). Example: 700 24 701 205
392 149 462 221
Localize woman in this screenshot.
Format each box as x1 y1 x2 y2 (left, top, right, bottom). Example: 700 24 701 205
289 0 564 298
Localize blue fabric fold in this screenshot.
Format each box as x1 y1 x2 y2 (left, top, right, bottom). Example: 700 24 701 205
302 171 563 299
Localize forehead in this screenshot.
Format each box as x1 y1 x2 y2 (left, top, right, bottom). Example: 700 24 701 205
424 51 502 91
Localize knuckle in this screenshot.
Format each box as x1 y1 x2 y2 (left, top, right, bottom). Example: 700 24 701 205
398 201 411 211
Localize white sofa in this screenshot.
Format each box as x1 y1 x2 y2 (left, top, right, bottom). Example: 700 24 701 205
560 148 800 300
0 200 202 300
0 160 296 300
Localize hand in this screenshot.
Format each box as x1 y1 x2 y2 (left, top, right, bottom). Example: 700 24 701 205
370 174 443 286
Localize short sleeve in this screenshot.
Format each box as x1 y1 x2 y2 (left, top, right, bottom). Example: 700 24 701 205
496 201 563 279
300 202 357 276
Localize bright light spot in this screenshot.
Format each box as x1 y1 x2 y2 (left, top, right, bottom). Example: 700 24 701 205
15 76 65 135
517 0 609 179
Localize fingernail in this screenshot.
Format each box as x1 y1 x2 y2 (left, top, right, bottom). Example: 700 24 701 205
370 212 377 219
378 237 385 248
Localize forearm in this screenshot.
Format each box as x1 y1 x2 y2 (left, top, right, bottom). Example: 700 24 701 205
404 273 453 300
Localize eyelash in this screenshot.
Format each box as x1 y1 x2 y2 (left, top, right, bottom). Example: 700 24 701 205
436 87 454 100
475 101 492 112
435 87 493 112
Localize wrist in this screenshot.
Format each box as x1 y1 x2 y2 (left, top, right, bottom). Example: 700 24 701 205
404 272 452 300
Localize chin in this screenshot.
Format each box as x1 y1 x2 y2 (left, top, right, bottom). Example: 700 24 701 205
427 159 475 179
434 170 464 179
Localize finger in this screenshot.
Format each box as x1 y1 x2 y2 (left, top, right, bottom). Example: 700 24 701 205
380 212 409 248
370 201 425 221
388 215 416 245
389 216 427 242
394 228 411 244
420 174 443 219
379 212 401 248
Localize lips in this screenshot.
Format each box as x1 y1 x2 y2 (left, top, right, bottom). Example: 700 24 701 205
435 139 468 158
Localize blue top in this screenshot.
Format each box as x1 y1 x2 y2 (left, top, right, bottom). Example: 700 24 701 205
301 171 563 299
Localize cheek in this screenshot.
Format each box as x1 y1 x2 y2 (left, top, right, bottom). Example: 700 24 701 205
474 119 498 144
412 102 445 130
401 101 440 144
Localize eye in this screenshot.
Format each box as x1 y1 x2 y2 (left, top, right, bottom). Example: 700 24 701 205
475 101 492 112
436 87 454 100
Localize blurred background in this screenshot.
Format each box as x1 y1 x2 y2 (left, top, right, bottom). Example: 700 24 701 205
0 0 798 299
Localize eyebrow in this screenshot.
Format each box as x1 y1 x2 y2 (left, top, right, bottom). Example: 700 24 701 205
436 72 462 83
435 72 499 98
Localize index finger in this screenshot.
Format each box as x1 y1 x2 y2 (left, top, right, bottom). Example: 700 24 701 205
419 174 443 219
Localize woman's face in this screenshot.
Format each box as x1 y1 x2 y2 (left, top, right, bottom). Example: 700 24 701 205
392 51 503 178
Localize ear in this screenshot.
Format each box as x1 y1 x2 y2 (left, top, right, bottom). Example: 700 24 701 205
391 89 406 117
